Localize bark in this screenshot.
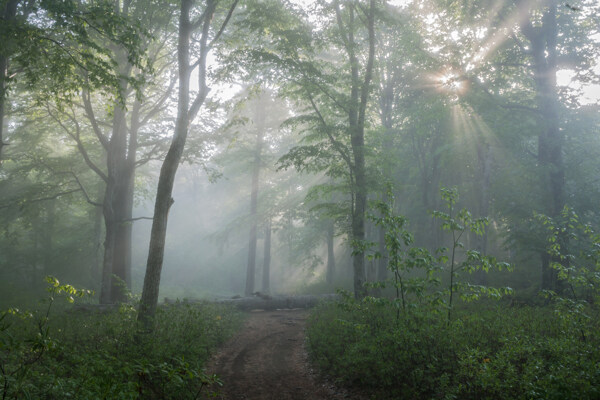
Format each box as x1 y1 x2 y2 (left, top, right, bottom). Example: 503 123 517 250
110 99 140 301
326 222 335 285
138 0 220 330
261 218 271 294
245 158 260 296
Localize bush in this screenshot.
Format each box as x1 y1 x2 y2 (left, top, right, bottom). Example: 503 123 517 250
307 301 600 399
0 281 243 399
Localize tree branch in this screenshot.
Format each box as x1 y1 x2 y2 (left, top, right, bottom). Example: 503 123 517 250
81 89 109 149
46 104 109 182
209 0 240 48
306 90 354 172
68 171 103 207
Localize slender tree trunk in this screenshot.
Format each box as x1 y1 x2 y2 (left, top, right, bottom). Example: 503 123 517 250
245 94 265 296
339 0 375 299
262 218 271 294
139 0 193 329
244 151 260 296
473 140 492 284
92 190 104 286
138 0 222 330
326 221 335 285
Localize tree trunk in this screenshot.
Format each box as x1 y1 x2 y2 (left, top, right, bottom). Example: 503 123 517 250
100 75 130 304
262 218 271 294
0 0 19 166
110 98 140 302
473 140 492 284
520 0 564 292
245 93 265 296
339 0 375 299
326 221 335 285
138 0 220 330
92 190 104 286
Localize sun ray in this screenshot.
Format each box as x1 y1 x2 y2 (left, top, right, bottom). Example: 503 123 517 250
470 0 539 69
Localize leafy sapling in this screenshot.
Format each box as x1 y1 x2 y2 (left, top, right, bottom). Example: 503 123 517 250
537 206 600 340
369 188 441 319
432 188 512 323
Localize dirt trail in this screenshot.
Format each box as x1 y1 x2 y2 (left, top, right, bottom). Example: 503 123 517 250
206 309 365 400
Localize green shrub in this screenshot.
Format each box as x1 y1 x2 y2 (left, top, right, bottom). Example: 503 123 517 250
0 280 243 399
307 301 600 399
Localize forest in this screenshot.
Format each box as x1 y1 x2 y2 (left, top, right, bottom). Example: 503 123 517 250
1 0 599 398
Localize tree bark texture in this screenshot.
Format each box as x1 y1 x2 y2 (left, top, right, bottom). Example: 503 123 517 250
139 0 194 329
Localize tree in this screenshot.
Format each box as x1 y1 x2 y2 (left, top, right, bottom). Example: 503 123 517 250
268 0 378 298
0 0 146 165
42 0 176 303
138 0 239 330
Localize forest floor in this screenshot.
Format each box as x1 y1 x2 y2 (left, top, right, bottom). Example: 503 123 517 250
206 309 367 400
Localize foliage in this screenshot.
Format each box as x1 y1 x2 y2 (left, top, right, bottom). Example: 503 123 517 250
432 188 512 321
307 301 600 400
0 278 243 399
368 187 512 321
369 187 442 316
536 206 600 340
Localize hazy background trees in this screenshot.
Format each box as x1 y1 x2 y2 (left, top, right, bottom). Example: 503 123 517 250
1 0 599 307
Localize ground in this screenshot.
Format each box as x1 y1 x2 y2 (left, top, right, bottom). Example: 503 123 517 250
206 309 366 400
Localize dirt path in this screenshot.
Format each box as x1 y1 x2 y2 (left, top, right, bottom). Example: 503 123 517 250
206 309 365 400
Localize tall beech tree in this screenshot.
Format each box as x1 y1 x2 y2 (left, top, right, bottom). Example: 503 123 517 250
275 0 378 298
138 0 239 330
45 0 176 303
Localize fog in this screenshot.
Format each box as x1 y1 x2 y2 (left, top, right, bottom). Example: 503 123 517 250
0 0 599 309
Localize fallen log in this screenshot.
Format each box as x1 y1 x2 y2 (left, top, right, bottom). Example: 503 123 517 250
71 293 340 313
213 293 340 311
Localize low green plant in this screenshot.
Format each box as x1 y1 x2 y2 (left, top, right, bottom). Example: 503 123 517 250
537 206 600 341
368 187 512 321
0 276 92 397
307 302 600 399
0 278 243 399
432 187 512 322
369 188 442 317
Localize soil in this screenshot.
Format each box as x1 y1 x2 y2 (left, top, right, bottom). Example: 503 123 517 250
206 309 367 400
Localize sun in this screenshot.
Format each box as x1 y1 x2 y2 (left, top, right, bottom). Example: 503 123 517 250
435 71 467 96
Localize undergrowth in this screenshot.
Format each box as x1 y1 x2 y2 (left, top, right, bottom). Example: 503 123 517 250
307 300 600 399
0 278 243 399
307 195 600 399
